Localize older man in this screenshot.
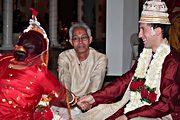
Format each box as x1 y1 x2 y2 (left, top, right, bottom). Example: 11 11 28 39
77 0 180 120
58 22 107 97
57 22 107 117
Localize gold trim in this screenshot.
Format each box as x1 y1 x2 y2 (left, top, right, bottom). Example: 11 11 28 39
141 16 169 19
0 56 13 62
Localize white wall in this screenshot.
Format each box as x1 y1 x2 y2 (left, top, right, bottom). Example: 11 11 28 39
106 0 139 76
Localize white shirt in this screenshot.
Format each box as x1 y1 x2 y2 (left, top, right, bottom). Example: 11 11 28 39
58 47 107 97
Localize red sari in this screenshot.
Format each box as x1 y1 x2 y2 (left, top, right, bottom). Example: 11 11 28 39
0 56 66 120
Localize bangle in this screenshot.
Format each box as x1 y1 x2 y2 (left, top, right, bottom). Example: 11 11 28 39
69 93 75 104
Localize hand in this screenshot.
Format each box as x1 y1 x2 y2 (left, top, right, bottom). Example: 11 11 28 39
77 95 95 111
115 115 128 120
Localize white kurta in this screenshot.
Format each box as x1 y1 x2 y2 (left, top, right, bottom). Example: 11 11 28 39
58 47 107 97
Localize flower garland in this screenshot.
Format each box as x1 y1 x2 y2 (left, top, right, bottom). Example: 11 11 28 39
34 95 53 120
124 38 170 113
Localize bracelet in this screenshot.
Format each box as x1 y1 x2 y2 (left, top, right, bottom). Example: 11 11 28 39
69 93 75 104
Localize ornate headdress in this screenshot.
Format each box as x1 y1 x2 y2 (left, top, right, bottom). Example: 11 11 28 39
139 0 171 24
14 8 49 67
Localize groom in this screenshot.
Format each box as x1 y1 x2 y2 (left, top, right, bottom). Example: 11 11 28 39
77 0 180 120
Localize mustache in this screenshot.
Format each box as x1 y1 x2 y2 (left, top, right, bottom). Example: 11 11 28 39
77 45 86 48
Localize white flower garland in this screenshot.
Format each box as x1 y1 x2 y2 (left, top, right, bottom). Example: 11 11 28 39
124 38 170 113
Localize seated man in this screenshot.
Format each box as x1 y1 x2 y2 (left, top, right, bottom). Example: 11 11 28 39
77 0 180 120
57 22 107 116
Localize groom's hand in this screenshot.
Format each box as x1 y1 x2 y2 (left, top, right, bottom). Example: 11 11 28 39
77 95 95 111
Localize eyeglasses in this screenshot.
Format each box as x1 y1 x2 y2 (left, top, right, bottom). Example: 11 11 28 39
72 35 89 42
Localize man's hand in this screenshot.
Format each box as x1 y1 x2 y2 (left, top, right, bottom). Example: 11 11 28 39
115 115 128 120
77 95 95 111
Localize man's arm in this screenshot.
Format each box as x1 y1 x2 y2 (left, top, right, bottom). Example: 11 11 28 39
77 63 136 110
87 55 107 93
57 53 71 91
125 60 180 119
91 63 137 106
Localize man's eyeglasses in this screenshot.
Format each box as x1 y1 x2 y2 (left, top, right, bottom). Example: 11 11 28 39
72 35 89 42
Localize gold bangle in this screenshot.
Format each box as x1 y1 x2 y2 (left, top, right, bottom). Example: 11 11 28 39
69 93 75 104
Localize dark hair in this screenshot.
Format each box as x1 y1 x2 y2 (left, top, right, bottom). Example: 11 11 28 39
149 23 170 39
14 30 47 61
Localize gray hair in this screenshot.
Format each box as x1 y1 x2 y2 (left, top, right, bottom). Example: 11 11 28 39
69 22 91 39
